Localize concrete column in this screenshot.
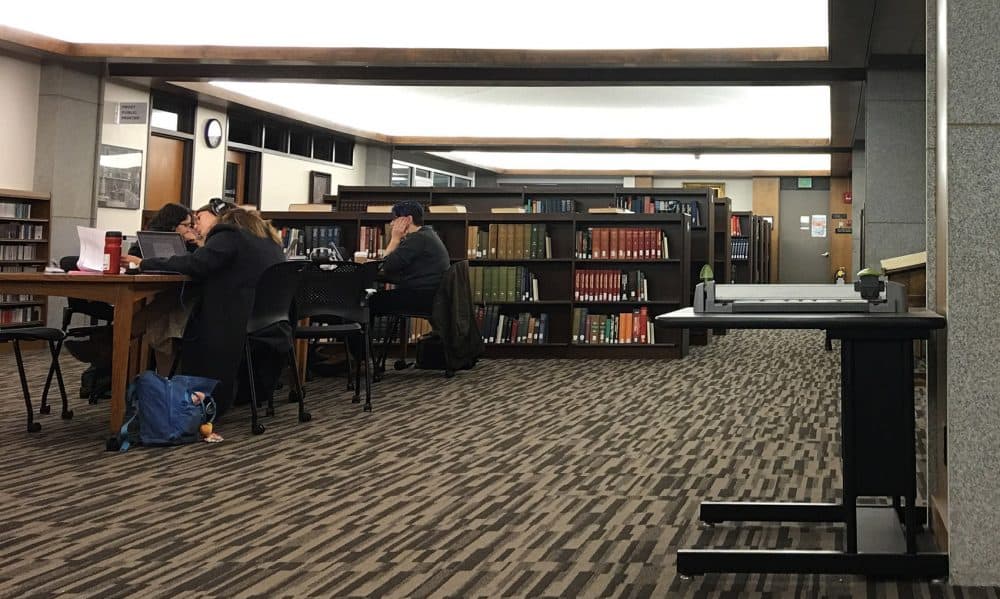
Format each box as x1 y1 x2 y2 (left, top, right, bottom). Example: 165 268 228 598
864 68 926 268
850 146 866 274
364 144 392 186
942 0 1000 585
32 62 101 326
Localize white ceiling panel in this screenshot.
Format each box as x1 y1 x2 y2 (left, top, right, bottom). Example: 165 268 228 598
429 151 831 173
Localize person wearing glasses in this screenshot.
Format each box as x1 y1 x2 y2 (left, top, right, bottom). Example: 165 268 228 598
122 207 285 419
128 203 201 257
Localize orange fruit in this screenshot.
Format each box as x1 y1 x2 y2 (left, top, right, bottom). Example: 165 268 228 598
200 422 213 437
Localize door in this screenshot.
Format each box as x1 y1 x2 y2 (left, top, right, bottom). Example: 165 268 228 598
778 189 830 283
146 135 187 211
224 150 247 204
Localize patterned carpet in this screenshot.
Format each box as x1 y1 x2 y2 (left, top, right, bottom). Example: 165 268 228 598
0 330 994 598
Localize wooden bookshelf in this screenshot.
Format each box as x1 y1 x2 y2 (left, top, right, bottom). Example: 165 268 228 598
265 206 692 360
730 211 754 283
0 189 50 329
712 197 732 334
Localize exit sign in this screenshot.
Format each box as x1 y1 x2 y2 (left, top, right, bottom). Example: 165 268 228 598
797 177 813 189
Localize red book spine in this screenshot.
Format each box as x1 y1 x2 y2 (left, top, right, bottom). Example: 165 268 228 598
639 306 648 343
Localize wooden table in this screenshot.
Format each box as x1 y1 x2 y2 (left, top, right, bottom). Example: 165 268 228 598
0 273 188 446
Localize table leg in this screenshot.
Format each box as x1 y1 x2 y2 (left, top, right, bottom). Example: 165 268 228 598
109 288 135 435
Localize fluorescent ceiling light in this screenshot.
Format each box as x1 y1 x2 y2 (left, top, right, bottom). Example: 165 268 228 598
210 83 831 140
428 152 831 173
2 1 827 48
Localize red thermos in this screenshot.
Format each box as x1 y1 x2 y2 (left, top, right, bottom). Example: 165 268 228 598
103 231 122 274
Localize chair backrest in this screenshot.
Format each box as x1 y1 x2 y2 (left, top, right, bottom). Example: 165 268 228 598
246 261 305 334
294 261 379 324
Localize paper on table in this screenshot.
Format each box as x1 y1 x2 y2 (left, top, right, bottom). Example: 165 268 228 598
76 226 107 272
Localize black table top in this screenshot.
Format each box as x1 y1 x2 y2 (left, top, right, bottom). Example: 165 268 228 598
655 307 946 331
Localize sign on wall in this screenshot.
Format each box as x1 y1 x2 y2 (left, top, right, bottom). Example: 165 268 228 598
115 102 148 125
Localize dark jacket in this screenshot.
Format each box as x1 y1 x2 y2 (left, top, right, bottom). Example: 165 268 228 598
381 226 450 291
141 224 285 416
431 260 484 371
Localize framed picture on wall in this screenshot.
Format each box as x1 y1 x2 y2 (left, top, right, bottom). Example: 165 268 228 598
97 144 143 210
309 171 332 204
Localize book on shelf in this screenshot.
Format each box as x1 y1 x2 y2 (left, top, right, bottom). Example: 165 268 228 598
470 266 541 303
473 224 551 259
359 223 392 259
428 204 467 213
575 227 669 260
730 237 749 260
365 205 394 213
0 304 41 326
587 207 634 214
0 245 37 260
574 269 649 302
1 223 44 239
571 306 655 345
286 203 333 212
279 224 343 257
475 305 550 344
524 197 576 214
0 201 31 219
615 196 701 225
490 207 526 214
370 315 432 344
730 215 743 236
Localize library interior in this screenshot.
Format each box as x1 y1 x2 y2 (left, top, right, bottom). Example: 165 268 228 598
1 1 999 596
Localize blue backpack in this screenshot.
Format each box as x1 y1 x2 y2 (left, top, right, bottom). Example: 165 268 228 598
119 371 219 452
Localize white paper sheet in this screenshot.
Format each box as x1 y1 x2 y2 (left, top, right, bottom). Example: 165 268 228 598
76 226 107 272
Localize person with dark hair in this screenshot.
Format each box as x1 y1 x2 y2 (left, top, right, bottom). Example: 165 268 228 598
129 203 200 257
371 200 450 316
122 204 285 418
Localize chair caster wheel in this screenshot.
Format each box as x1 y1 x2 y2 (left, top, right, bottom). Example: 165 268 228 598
39 404 51 415
105 437 120 451
299 412 312 422
88 396 99 405
61 410 74 420
363 404 372 413
27 422 41 433
394 360 409 371
252 423 266 435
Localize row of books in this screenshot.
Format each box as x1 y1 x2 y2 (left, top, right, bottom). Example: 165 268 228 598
730 215 744 236
280 225 343 257
575 270 649 302
0 305 41 325
0 202 31 219
359 224 391 259
615 196 702 226
0 245 37 260
731 238 751 260
523 198 576 214
0 293 35 303
466 224 552 260
575 227 670 260
572 307 656 345
470 266 540 304
370 316 432 345
476 305 550 344
1 223 43 240
0 265 39 273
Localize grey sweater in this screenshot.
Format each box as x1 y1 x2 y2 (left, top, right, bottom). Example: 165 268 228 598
381 226 450 291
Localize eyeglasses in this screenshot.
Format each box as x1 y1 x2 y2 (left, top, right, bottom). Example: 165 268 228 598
209 197 236 217
178 221 194 229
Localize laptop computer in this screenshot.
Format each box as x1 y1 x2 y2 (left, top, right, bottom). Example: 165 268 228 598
137 231 188 260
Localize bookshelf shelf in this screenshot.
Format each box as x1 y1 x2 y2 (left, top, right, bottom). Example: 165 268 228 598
0 218 48 224
0 301 45 308
0 320 44 329
269 185 696 360
0 239 48 244
0 260 47 265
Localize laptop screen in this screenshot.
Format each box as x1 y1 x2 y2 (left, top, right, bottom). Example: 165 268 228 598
137 231 188 260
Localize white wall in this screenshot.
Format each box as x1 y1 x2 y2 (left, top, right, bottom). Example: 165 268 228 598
259 145 367 211
96 81 150 235
653 177 754 211
0 54 40 190
191 103 227 204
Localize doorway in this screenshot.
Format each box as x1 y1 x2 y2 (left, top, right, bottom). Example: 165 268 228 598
146 134 189 211
779 189 830 283
224 149 247 204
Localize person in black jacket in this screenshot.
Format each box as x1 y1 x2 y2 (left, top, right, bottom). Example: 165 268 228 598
372 201 450 316
123 209 286 418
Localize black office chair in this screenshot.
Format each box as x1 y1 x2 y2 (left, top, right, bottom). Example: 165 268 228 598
244 260 307 435
1 327 70 432
291 260 379 412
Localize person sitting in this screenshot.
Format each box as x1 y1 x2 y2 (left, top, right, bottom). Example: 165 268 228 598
371 200 451 317
123 208 285 419
193 197 235 240
129 203 201 257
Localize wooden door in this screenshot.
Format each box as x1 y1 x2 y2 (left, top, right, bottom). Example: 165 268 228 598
225 150 247 204
146 135 186 211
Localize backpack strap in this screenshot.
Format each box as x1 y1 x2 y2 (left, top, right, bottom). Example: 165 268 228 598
118 382 140 453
